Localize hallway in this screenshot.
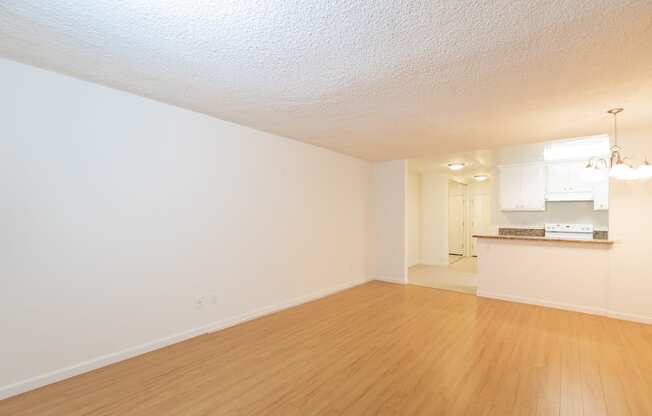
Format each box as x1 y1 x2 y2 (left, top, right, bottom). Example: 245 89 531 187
408 256 478 294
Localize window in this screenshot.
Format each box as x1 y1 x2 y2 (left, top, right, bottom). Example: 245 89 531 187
543 135 610 161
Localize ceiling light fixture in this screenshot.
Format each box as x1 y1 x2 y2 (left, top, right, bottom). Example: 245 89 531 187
586 108 648 180
447 162 465 171
473 174 489 181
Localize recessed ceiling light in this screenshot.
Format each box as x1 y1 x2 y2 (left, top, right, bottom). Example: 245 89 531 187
473 174 489 181
447 162 465 171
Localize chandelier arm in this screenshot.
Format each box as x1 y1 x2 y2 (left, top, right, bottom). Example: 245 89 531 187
614 111 618 147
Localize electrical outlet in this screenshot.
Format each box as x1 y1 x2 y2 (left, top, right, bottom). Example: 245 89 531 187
195 296 204 309
210 295 218 305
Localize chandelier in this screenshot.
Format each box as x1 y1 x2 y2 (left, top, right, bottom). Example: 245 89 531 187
585 108 652 180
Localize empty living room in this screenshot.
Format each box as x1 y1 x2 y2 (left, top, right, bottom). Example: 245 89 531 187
2 1 652 415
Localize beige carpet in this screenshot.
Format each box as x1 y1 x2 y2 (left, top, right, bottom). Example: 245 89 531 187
448 254 464 265
408 257 477 294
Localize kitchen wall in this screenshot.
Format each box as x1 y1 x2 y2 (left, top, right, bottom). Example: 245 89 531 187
492 142 608 230
407 172 421 267
371 160 407 283
0 58 372 398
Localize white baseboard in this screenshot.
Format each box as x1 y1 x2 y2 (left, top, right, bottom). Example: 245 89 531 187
605 310 652 325
0 278 369 401
477 290 652 325
476 290 605 316
419 261 449 267
374 276 406 284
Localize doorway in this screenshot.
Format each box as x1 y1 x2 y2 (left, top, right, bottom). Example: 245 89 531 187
407 172 491 295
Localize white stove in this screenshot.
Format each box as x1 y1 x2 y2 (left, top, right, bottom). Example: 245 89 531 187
545 223 594 240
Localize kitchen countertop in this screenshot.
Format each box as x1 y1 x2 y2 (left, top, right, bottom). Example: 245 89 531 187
473 234 614 245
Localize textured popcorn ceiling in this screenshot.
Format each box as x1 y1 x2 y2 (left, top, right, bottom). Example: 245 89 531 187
1 0 651 160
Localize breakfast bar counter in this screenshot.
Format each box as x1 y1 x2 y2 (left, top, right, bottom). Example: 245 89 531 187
473 234 614 245
473 234 613 318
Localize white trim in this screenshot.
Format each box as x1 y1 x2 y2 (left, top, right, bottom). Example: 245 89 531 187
375 276 406 284
477 290 604 316
477 290 652 325
0 278 369 400
605 310 652 325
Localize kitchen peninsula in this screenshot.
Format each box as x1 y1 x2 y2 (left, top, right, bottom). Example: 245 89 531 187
473 234 613 244
473 234 614 318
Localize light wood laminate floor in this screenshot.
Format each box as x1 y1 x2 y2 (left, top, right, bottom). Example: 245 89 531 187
2 281 652 415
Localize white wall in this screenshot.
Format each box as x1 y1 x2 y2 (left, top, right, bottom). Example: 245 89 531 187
371 160 407 283
607 126 652 321
0 58 372 398
448 180 466 197
407 172 421 267
420 173 449 265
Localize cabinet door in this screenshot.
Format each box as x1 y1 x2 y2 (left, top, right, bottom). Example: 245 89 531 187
499 166 522 210
520 164 546 210
593 179 609 210
568 161 594 193
547 163 569 193
548 161 593 193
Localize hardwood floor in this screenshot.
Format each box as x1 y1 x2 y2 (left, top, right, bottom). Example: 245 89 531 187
2 281 652 415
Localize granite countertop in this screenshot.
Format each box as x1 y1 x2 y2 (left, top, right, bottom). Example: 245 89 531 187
473 234 614 245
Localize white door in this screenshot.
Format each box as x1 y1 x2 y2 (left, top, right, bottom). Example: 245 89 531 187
448 194 465 255
471 194 491 256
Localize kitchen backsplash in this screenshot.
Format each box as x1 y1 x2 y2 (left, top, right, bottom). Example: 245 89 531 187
498 227 608 240
498 228 545 237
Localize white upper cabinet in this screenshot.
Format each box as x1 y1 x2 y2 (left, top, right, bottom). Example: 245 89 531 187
546 161 594 201
593 178 609 210
498 136 610 211
499 164 546 211
499 166 521 210
546 163 570 194
521 164 547 209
